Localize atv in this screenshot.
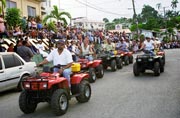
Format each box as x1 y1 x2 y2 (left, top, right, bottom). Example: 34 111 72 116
117 50 134 65
77 55 104 83
97 50 123 72
19 64 91 116
133 50 165 76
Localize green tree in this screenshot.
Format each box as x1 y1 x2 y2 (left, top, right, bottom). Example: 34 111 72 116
43 5 71 27
5 8 21 30
171 0 179 11
103 18 109 23
0 0 6 17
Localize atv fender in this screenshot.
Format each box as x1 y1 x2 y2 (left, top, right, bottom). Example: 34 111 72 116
92 60 102 67
71 73 89 84
48 77 69 89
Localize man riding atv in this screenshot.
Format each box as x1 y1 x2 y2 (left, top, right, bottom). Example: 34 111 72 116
37 40 73 87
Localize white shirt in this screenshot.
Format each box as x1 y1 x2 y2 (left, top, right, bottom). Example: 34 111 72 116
81 43 90 55
144 40 154 50
46 48 73 66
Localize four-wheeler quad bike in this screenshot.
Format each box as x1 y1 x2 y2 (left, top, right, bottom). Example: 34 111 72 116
77 56 104 83
97 50 123 72
117 50 134 65
19 64 91 116
133 50 165 76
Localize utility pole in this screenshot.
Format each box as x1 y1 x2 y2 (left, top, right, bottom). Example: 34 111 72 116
132 0 139 39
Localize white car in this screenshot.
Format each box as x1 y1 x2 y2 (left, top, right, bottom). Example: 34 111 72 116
0 52 36 92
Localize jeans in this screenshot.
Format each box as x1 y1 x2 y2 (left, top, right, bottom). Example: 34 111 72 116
53 67 72 87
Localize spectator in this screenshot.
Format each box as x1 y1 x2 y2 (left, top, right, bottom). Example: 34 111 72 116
7 43 14 52
17 40 33 62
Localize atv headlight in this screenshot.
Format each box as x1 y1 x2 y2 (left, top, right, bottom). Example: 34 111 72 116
24 82 30 88
107 57 110 60
121 54 124 56
148 58 153 61
137 58 142 62
42 83 48 88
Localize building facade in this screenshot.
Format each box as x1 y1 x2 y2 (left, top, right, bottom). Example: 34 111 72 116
5 0 46 17
72 18 105 30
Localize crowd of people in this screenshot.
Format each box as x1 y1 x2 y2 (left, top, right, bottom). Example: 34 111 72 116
0 15 180 62
1 15 180 87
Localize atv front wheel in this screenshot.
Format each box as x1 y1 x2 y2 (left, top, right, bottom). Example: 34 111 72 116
154 62 160 76
96 64 104 78
51 89 69 116
88 68 97 83
124 56 129 65
116 58 123 69
133 62 140 76
111 60 117 72
19 91 37 114
129 55 133 64
76 80 91 103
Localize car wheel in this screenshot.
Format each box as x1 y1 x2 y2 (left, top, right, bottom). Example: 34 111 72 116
19 91 37 114
76 80 91 103
51 89 69 116
17 75 29 91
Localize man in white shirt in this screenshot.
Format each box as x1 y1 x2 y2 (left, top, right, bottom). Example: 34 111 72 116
38 40 73 87
141 36 155 55
36 40 48 57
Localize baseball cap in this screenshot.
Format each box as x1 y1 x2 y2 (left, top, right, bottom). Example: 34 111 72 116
57 39 65 44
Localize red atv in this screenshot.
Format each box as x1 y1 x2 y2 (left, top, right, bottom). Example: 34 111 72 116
117 50 133 65
19 65 91 116
77 56 104 83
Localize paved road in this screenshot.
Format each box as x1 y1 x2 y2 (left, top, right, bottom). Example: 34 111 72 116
0 49 180 118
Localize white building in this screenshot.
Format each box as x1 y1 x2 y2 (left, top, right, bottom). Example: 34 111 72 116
72 18 105 30
41 0 52 15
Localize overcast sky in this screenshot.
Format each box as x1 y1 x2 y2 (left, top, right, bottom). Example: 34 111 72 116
51 0 180 22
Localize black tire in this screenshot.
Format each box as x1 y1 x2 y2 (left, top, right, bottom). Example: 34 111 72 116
133 62 140 76
116 58 123 69
129 55 133 64
51 89 69 116
88 68 97 83
19 91 37 114
111 60 117 72
124 56 129 65
76 80 91 103
17 75 29 91
96 64 104 78
154 62 160 76
163 55 165 66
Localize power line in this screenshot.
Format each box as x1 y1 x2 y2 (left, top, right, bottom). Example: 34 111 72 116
74 0 128 16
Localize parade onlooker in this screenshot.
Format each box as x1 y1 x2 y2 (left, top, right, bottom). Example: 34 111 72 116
17 40 33 62
7 43 14 52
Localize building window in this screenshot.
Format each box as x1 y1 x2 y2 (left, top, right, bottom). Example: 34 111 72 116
6 0 17 8
27 6 36 17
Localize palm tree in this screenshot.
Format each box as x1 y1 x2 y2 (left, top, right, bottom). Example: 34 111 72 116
171 0 179 11
156 3 162 10
0 0 6 17
43 5 71 26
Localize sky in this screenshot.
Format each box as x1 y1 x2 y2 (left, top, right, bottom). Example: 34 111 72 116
51 0 180 22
